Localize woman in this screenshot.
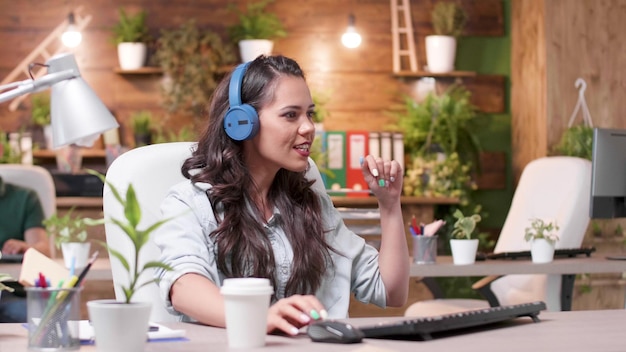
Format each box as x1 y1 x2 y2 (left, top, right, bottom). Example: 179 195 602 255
154 55 409 336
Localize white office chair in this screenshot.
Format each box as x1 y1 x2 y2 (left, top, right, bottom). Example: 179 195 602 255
0 164 56 219
103 142 327 322
406 156 592 316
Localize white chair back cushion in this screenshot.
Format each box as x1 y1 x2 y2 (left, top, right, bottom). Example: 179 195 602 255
0 164 56 219
103 142 195 322
491 156 592 311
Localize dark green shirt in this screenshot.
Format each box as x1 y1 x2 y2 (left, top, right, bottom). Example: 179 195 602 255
0 176 45 248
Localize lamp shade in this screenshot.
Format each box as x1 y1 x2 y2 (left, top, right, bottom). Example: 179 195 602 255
47 54 119 148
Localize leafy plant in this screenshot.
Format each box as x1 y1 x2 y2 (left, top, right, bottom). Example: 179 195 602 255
154 20 235 119
431 1 467 37
111 8 151 44
153 125 196 144
393 85 481 166
227 0 287 42
130 111 153 135
524 218 560 245
554 125 593 160
0 132 21 164
43 207 95 249
88 170 173 304
31 92 51 126
451 209 481 240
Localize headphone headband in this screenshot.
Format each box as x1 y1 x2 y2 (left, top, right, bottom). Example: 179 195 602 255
228 62 249 107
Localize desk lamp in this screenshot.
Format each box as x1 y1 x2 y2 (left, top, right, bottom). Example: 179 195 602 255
0 53 118 148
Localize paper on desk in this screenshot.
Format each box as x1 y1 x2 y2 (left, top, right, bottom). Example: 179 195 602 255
78 321 186 343
19 248 69 287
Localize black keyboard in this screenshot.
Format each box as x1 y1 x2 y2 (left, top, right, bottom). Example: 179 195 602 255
476 247 596 261
358 301 546 341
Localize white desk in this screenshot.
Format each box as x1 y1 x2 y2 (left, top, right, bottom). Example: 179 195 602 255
411 255 626 277
0 309 624 351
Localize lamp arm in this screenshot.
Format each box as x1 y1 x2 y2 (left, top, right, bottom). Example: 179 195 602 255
0 69 79 104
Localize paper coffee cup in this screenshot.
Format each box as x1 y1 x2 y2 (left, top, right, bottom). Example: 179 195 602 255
221 278 273 349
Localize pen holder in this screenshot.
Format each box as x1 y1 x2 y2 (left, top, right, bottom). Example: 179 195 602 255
413 235 438 264
26 286 82 351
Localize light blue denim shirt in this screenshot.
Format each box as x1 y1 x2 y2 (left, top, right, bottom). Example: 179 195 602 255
153 180 386 320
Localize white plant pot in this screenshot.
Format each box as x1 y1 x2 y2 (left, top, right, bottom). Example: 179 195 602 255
530 238 556 263
238 39 274 63
43 124 53 150
450 239 479 265
61 242 91 270
425 35 457 73
87 300 151 352
117 42 147 70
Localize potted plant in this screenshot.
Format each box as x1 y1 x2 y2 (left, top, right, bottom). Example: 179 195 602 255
30 92 52 149
43 207 95 270
449 209 481 265
86 171 173 352
130 110 153 147
426 1 467 73
524 218 560 263
227 0 287 62
155 19 235 121
111 8 151 70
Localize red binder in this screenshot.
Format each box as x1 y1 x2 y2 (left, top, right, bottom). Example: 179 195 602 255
346 130 369 197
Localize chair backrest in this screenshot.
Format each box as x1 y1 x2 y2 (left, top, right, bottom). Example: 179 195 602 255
0 164 56 219
490 156 592 311
495 156 592 253
103 142 326 322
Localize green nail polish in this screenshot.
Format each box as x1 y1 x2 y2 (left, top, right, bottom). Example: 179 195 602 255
378 179 386 187
310 309 320 320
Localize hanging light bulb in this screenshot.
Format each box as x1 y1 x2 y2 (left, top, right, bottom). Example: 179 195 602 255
61 12 82 48
341 14 362 49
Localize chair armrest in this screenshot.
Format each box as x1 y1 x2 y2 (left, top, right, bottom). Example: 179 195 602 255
415 277 445 299
471 275 502 307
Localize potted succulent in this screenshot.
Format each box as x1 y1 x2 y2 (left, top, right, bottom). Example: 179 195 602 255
130 110 153 147
524 218 560 263
43 207 95 270
111 8 151 70
426 1 467 73
86 171 173 352
449 209 481 265
227 0 287 62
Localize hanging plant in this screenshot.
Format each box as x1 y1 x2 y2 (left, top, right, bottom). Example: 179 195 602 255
154 20 236 119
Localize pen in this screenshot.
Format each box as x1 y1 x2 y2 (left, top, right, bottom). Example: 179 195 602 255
76 251 99 287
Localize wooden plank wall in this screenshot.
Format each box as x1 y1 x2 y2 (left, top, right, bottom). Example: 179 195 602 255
0 0 503 147
512 0 626 182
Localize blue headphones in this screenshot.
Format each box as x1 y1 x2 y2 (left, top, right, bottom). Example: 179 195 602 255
224 62 259 141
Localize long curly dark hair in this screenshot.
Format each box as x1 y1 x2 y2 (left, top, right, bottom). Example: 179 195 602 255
181 55 334 297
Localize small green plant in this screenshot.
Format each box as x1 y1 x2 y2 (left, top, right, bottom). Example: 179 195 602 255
431 2 467 37
554 125 593 160
88 170 173 304
153 125 196 144
130 111 153 135
227 0 287 42
111 8 150 44
451 209 481 240
43 207 95 249
524 218 560 245
31 92 51 126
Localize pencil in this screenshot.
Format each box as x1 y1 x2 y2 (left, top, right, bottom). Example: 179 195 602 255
76 251 99 286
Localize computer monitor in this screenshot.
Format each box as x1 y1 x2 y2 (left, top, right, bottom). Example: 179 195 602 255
590 127 626 218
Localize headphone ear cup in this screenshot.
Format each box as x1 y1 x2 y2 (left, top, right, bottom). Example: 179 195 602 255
224 103 259 141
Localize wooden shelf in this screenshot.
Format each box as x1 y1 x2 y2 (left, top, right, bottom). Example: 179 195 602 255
393 70 477 78
113 66 163 74
33 149 106 159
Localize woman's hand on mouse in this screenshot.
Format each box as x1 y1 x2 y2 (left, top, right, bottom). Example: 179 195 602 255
267 294 328 336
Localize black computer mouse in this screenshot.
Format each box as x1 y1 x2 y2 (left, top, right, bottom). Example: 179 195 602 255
307 320 364 344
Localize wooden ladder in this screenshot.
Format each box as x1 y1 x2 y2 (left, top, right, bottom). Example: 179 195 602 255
0 6 92 111
390 0 418 73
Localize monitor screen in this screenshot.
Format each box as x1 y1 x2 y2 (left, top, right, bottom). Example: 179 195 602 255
590 127 626 218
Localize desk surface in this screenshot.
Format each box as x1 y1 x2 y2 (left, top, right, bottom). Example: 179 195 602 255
3 255 626 282
411 255 626 277
0 309 624 351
